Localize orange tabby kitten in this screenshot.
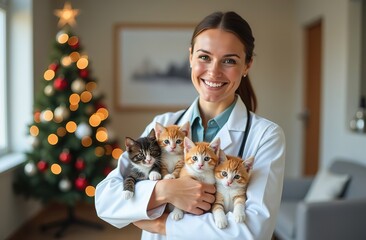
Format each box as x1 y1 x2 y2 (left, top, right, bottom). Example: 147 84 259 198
212 152 254 228
170 137 221 221
155 121 190 179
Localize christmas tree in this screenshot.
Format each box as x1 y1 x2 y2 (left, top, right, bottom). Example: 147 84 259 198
13 2 122 207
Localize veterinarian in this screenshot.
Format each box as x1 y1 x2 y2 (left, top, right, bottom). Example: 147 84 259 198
95 11 285 240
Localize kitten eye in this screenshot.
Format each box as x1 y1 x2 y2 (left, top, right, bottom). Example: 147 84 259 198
234 175 240 179
192 156 198 161
137 153 144 159
204 156 210 161
164 140 170 145
222 171 227 177
176 139 182 144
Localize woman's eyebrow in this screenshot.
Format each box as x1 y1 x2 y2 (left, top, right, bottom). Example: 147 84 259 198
195 49 241 58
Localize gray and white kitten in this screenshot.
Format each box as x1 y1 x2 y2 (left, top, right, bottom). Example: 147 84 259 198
121 128 162 200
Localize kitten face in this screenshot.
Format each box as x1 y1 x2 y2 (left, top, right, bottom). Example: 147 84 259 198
215 154 253 189
184 137 220 173
125 129 161 167
155 122 190 155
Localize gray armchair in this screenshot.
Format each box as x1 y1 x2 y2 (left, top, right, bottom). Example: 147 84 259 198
274 160 366 240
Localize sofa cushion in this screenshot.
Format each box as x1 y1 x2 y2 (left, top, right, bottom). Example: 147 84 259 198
276 201 298 239
304 169 349 202
330 160 366 199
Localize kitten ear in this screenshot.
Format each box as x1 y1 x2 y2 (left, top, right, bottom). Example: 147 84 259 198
243 156 254 173
209 137 221 155
179 121 190 137
184 137 195 153
147 128 156 140
125 137 135 151
155 122 165 138
218 149 228 164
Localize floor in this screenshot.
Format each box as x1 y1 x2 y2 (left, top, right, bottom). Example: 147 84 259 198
7 202 142 240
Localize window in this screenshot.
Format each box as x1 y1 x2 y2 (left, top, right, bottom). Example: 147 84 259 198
0 6 7 156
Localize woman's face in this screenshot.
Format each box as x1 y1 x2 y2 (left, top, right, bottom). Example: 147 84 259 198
189 29 252 106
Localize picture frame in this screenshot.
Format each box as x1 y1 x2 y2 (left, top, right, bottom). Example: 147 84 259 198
113 23 198 112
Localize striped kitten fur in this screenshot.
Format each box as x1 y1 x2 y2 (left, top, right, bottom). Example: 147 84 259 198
170 137 221 221
212 152 254 228
121 128 162 200
155 121 190 179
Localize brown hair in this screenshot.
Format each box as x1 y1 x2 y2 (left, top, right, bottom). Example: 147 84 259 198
190 11 257 112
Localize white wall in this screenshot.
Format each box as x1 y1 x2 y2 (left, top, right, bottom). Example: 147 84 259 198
295 0 366 169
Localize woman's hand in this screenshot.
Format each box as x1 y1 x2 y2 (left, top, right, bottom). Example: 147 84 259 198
150 176 216 215
133 213 169 235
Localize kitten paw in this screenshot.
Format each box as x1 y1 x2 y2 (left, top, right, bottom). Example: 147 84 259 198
121 190 134 200
213 211 228 228
163 173 175 179
171 208 184 221
149 171 161 181
234 211 246 223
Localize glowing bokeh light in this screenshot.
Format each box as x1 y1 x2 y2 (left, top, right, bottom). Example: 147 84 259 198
66 121 77 133
69 93 80 105
69 104 79 111
95 146 105 156
85 186 95 197
96 108 109 120
29 125 39 136
68 36 79 46
76 57 88 69
85 82 97 92
44 69 55 81
112 148 123 159
51 164 62 175
48 134 59 145
34 111 41 123
57 127 67 137
80 91 92 103
89 114 101 127
69 51 80 62
96 127 108 142
42 110 54 121
81 136 92 147
61 56 72 67
57 33 69 44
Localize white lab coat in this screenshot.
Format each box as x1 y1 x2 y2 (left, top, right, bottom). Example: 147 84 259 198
95 97 286 240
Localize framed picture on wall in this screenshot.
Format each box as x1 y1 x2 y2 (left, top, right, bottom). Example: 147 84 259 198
114 23 198 112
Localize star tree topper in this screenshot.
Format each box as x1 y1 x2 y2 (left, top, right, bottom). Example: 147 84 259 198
54 2 80 27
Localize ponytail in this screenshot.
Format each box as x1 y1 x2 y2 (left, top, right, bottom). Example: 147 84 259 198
236 75 257 112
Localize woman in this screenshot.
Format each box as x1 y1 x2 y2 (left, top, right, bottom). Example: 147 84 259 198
95 11 285 240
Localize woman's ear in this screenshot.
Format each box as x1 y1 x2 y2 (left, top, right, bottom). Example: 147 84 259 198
243 58 253 76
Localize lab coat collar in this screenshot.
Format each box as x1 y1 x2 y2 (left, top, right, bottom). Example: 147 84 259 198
177 96 249 151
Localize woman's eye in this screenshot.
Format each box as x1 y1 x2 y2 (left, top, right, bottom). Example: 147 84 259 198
199 55 210 61
223 58 237 64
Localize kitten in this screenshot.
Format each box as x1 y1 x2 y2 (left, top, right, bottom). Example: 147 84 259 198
170 137 221 221
155 121 190 179
121 128 162 200
212 152 254 229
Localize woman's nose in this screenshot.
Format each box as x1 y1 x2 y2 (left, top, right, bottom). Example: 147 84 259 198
207 61 222 78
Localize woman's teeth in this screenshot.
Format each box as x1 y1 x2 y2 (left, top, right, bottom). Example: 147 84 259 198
204 80 224 88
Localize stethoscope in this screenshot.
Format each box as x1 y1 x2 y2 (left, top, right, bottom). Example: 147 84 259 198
174 106 252 158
